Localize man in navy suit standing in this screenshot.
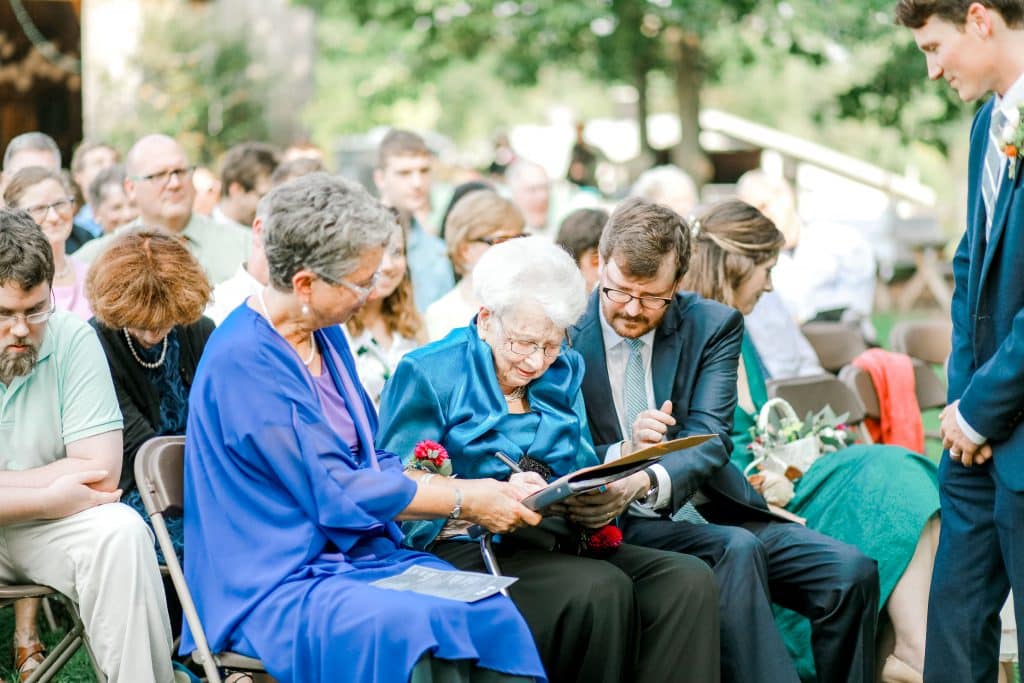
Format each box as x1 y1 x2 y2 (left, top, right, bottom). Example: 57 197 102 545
567 197 879 683
899 2 1024 681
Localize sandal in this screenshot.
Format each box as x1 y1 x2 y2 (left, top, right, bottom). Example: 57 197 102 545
14 642 45 683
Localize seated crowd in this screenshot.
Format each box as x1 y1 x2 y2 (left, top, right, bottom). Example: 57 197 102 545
0 126 944 683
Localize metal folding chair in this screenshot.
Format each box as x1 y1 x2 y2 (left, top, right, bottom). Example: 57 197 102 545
801 321 869 373
839 359 947 444
0 585 105 683
134 436 272 683
889 319 952 367
766 372 873 444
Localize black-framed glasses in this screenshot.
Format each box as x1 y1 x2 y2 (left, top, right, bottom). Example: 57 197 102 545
496 317 562 359
601 286 673 310
0 291 56 328
24 198 75 223
475 234 526 247
134 166 195 187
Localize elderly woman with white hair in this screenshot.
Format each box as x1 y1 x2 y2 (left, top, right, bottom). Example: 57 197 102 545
378 236 720 683
181 173 547 683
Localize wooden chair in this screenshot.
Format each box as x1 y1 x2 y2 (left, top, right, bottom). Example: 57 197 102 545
800 321 869 373
766 373 873 443
0 585 105 683
134 436 273 683
889 319 953 367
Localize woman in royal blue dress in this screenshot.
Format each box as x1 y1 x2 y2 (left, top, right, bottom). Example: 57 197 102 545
181 173 546 683
378 236 721 683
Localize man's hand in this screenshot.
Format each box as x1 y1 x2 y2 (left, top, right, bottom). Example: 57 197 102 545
42 470 122 520
940 400 986 467
566 471 649 529
461 479 542 534
625 400 675 454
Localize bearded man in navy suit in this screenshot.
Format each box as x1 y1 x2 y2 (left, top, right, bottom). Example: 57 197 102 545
900 1 1024 681
567 198 879 683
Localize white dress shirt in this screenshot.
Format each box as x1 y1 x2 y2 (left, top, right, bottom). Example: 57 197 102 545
597 307 673 513
205 263 262 325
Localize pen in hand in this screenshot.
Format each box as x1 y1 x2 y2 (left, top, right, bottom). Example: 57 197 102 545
493 451 524 474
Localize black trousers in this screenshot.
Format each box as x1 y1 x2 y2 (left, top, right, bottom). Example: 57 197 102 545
624 516 879 683
433 539 720 683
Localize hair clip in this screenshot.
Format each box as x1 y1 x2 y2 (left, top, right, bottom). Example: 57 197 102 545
688 217 701 238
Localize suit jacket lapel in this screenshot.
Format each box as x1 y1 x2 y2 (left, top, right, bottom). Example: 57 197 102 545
571 294 623 442
652 297 685 406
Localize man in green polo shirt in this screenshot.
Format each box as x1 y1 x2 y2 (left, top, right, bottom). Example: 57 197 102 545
0 210 176 682
74 134 249 285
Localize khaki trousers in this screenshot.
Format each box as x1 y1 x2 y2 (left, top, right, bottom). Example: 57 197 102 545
0 503 174 683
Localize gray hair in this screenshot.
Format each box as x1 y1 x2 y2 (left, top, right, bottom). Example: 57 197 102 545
473 236 586 329
630 165 698 217
3 132 61 172
262 172 394 291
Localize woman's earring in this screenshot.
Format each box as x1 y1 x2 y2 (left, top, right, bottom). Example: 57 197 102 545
302 304 310 316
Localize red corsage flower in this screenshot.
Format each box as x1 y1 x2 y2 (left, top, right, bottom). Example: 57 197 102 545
411 440 452 476
579 524 623 558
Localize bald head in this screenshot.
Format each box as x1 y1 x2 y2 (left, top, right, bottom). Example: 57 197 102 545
735 170 800 249
124 134 195 233
506 160 550 232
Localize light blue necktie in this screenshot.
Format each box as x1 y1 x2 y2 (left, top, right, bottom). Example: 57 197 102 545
623 338 707 524
983 109 1006 240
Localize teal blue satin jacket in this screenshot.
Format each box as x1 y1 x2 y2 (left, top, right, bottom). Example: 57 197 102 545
377 323 600 549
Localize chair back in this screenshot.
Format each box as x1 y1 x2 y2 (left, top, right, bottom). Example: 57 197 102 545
766 373 868 425
135 435 185 517
889 319 952 366
801 322 869 373
133 436 268 683
839 358 948 416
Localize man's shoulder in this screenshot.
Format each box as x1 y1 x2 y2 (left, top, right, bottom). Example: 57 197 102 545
671 291 741 329
188 213 249 244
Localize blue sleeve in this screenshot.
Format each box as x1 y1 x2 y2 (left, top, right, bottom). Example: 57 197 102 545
377 357 447 467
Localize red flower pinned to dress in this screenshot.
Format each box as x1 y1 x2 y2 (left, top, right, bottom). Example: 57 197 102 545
411 440 452 476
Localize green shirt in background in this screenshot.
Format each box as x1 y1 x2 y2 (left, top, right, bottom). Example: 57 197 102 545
0 310 123 471
73 213 250 286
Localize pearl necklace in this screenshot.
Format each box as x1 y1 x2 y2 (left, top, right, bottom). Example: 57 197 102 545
257 289 316 367
123 328 168 369
504 385 526 403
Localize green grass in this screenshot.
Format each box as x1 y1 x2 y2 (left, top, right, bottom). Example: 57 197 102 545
0 602 97 682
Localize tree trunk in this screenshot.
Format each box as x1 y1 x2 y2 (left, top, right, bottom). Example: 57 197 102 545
634 60 652 159
667 28 712 184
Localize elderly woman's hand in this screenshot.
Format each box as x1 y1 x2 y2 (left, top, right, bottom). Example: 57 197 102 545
508 471 547 500
462 479 543 534
565 471 650 529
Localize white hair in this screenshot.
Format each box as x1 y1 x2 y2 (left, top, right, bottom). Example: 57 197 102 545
472 236 587 329
630 165 698 216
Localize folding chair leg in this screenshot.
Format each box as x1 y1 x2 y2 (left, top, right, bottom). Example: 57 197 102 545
478 534 508 597
41 597 58 632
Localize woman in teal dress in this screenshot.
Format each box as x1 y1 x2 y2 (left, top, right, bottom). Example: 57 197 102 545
681 199 940 683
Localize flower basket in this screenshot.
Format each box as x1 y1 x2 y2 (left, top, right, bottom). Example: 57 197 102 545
744 399 853 480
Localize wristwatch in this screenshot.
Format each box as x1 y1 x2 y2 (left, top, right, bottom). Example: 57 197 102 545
449 488 463 520
641 468 659 503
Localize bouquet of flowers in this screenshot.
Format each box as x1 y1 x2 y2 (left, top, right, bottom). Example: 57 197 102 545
744 399 852 481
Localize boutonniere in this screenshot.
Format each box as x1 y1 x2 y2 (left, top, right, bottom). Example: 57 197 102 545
999 104 1024 180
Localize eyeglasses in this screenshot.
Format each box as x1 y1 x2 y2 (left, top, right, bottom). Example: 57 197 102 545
23 198 75 223
0 292 56 328
496 317 562 359
601 286 673 310
321 270 382 304
134 166 195 187
474 234 526 247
